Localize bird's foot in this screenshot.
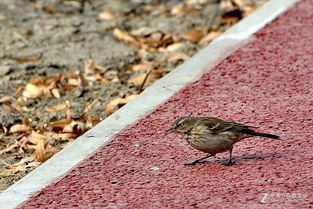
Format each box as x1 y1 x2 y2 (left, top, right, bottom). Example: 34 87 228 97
183 160 203 166
223 160 235 166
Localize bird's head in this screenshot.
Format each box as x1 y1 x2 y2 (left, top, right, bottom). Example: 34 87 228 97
166 116 197 134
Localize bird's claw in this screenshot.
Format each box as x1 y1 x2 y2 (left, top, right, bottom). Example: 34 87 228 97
224 160 235 166
183 160 203 166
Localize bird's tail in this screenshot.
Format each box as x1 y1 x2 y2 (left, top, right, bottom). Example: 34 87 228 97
252 131 280 139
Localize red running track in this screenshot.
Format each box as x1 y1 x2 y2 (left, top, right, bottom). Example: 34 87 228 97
20 0 313 208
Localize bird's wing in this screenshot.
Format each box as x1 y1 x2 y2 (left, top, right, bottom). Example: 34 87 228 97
199 117 257 134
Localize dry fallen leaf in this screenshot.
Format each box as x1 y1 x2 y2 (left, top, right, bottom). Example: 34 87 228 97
166 53 190 63
0 139 7 146
199 31 222 44
165 42 185 52
13 55 42 64
85 117 101 129
84 59 95 75
45 103 67 112
187 0 209 5
65 101 71 120
131 27 158 37
17 131 56 162
113 28 139 47
9 124 31 134
68 77 82 86
98 11 117 20
51 88 61 98
127 73 147 85
139 33 174 50
33 137 56 163
105 94 138 115
19 132 45 153
22 75 64 98
143 5 166 14
51 119 73 133
0 96 15 104
171 4 195 15
180 29 207 43
63 120 86 135
131 63 152 72
0 141 19 155
22 83 44 98
47 132 77 140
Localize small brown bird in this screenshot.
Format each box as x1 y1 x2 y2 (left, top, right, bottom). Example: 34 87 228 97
167 116 280 166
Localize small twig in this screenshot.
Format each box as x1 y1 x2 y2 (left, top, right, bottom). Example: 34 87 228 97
138 70 151 93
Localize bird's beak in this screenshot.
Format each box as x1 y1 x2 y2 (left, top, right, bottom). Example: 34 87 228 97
165 128 174 134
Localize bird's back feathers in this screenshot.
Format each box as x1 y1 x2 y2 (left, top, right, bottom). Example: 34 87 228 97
195 117 279 139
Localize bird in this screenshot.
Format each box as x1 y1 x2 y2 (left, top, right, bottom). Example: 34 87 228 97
167 116 280 166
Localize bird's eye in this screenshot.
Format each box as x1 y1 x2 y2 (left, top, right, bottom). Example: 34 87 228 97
176 121 183 128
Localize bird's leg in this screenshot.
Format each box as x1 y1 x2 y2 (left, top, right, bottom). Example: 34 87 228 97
224 148 235 166
184 154 215 166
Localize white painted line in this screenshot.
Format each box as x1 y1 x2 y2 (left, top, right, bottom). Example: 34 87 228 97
0 0 299 208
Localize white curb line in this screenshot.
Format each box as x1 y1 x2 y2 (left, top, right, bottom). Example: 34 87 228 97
0 0 299 208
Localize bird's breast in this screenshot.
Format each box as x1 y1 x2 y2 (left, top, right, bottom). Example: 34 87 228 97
184 131 242 154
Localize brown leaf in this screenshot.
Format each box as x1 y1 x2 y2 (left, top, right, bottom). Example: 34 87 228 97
45 103 67 112
131 27 158 37
166 53 190 63
51 119 73 133
34 137 56 163
131 63 153 71
199 31 222 44
47 132 77 140
0 141 19 155
19 132 46 153
63 120 86 135
51 88 61 98
9 124 31 134
186 0 209 5
98 11 117 20
171 4 195 15
68 77 82 86
22 83 44 98
127 70 164 87
113 28 139 47
84 59 95 75
143 5 166 14
93 64 108 72
181 29 207 43
0 139 7 146
105 94 138 115
85 117 101 129
165 42 185 52
139 33 174 49
127 73 147 85
0 96 15 104
14 55 42 64
65 101 71 120
58 84 78 91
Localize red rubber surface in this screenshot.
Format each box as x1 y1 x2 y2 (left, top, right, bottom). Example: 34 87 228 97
20 0 313 208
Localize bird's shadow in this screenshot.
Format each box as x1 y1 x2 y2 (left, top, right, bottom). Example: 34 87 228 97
196 152 286 165
231 152 285 164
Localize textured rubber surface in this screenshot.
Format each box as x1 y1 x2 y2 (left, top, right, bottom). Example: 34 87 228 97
20 0 312 208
